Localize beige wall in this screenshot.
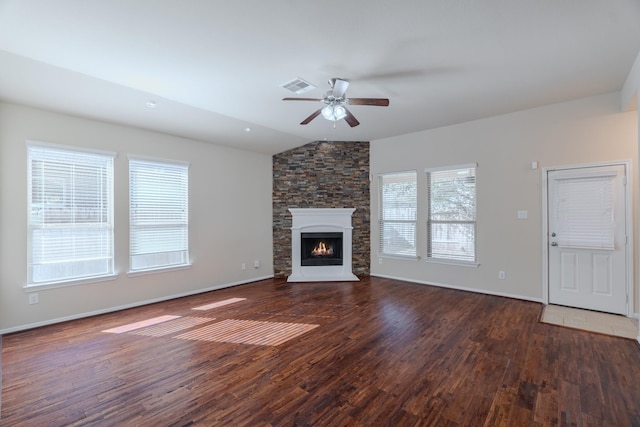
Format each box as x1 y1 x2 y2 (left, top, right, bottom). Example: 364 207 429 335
370 92 639 315
2 91 638 333
0 102 274 333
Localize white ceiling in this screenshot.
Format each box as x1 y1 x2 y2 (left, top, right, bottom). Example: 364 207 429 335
0 0 639 155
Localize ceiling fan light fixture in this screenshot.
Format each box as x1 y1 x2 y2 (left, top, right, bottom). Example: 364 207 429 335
321 105 336 120
334 105 347 120
321 103 347 121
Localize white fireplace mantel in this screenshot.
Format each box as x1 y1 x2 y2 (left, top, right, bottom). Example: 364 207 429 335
288 208 359 282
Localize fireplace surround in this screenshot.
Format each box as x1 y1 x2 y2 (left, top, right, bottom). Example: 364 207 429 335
288 208 359 282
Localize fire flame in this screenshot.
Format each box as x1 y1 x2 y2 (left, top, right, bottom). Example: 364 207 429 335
311 241 333 256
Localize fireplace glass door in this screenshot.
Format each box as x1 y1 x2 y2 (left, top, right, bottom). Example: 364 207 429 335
301 232 343 266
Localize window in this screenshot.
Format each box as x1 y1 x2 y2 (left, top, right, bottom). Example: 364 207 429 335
554 173 615 249
129 157 189 272
426 164 477 263
27 142 115 286
379 171 417 257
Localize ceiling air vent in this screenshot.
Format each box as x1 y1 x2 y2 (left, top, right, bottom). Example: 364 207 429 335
281 78 316 94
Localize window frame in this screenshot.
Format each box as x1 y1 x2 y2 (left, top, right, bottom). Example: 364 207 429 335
128 155 191 275
26 140 117 289
378 170 418 259
425 163 478 266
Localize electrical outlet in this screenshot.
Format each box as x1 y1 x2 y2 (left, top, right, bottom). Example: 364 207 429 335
254 260 260 268
28 293 39 305
498 271 506 280
241 263 246 271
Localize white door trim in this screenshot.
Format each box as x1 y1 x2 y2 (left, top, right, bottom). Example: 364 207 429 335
541 160 633 316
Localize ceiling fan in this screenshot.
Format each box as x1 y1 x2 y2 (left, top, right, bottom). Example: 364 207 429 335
282 78 389 127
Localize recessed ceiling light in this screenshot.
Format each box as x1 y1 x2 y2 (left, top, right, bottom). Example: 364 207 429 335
146 100 157 108
244 127 252 132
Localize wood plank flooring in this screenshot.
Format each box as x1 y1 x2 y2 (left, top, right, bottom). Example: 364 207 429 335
1 277 640 426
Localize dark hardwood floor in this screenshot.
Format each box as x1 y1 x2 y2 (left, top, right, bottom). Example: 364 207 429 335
1 277 640 426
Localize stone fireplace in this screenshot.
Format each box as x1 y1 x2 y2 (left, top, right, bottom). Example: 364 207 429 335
288 208 359 282
272 140 370 278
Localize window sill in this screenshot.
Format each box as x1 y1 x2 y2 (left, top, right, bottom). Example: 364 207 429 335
127 263 192 277
24 273 119 291
424 258 480 268
377 254 420 262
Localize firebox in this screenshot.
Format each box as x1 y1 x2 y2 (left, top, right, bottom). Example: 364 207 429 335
300 232 343 266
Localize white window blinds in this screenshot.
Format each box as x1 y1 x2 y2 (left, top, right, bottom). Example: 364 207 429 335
27 143 115 285
379 171 417 257
554 174 615 249
426 165 476 262
129 157 189 272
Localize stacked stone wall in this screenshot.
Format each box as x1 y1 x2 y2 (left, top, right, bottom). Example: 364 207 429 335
272 141 370 278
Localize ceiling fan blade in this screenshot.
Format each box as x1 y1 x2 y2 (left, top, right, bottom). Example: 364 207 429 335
347 98 390 106
300 109 322 125
283 97 323 102
343 108 360 127
332 78 350 98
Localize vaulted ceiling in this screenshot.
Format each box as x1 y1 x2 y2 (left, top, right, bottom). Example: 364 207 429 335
0 1 639 154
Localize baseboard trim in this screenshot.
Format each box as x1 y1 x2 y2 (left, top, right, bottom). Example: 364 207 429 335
370 273 544 303
0 275 274 335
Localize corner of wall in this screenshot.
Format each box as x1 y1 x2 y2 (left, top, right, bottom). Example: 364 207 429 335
622 48 640 111
272 141 371 278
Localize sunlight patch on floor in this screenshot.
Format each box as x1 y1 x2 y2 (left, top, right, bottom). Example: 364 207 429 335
174 319 319 346
129 316 214 337
192 297 247 311
102 315 181 333
102 296 318 346
541 305 638 339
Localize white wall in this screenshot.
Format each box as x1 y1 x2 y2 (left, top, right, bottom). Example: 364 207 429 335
370 93 639 313
0 102 274 333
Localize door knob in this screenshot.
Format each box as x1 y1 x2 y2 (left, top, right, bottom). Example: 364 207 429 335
551 242 558 246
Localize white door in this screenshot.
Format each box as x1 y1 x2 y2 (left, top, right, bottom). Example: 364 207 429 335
548 164 627 315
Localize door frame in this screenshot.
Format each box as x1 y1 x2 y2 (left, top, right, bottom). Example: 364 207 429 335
541 160 633 316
